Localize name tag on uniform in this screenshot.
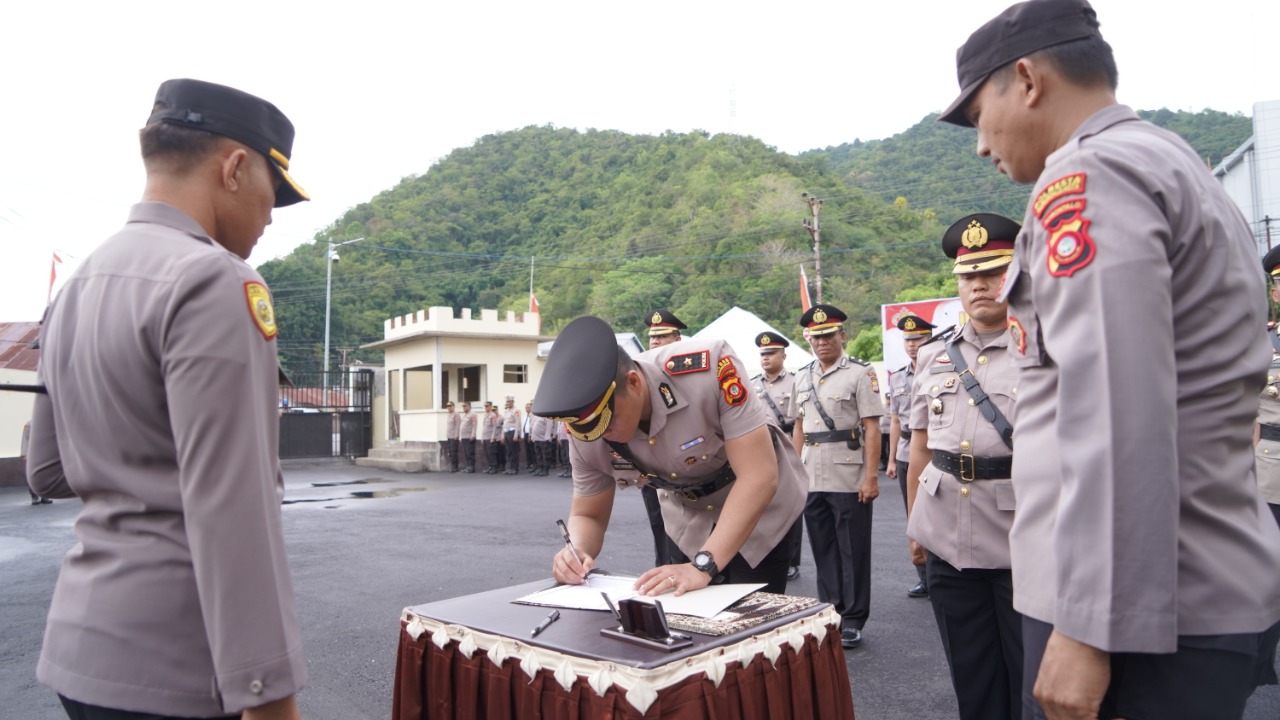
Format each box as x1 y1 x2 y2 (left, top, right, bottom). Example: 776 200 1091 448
611 461 636 471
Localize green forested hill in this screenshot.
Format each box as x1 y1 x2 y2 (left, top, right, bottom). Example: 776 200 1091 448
260 109 1252 371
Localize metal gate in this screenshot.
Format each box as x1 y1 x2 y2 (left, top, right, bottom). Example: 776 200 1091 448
278 369 374 459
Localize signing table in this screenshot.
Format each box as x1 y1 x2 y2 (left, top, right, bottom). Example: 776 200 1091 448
392 579 855 719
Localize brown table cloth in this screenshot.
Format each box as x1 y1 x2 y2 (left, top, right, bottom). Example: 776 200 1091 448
392 579 855 719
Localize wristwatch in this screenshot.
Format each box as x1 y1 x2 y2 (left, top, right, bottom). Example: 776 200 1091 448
692 550 719 578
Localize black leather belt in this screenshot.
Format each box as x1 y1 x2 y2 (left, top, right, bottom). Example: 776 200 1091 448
645 464 737 501
804 429 854 445
931 449 1012 482
901 427 913 442
1263 424 1280 442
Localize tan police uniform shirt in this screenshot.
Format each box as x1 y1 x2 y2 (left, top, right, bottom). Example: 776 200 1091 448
532 414 555 442
24 202 305 716
788 356 884 493
906 324 1016 570
752 370 796 430
459 410 477 440
1255 332 1280 505
1001 104 1280 653
480 410 498 442
502 407 521 433
446 411 461 440
888 364 915 464
570 339 807 566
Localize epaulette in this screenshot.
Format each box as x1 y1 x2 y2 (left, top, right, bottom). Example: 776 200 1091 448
920 326 956 348
847 356 869 366
750 373 763 382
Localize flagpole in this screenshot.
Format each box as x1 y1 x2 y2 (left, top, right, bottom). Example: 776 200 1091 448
529 256 534 310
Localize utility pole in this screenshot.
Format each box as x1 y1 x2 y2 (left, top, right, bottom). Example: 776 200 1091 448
324 236 365 387
802 192 824 303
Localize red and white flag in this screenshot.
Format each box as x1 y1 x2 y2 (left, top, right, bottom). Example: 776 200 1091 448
47 251 63 305
529 291 540 314
800 266 812 312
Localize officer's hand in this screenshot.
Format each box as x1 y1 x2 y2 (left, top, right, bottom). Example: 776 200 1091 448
909 539 927 566
859 476 880 504
1033 630 1110 720
885 462 897 479
552 546 594 585
635 563 711 598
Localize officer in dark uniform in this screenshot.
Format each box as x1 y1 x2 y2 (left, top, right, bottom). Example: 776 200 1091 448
646 308 687 349
887 313 936 598
788 304 884 648
752 331 804 581
537 316 806 595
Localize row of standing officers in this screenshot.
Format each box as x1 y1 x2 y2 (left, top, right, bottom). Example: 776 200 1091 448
443 397 570 476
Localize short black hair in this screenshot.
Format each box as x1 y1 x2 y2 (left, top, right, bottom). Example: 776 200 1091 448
139 102 221 173
613 348 636 397
987 34 1118 95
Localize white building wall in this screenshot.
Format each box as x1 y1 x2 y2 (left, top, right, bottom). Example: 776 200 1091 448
0 368 37 457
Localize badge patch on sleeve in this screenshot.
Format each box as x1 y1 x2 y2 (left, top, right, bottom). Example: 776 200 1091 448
1035 174 1095 278
243 282 278 340
1033 173 1086 217
716 357 748 405
1008 316 1027 356
867 368 880 395
666 350 710 375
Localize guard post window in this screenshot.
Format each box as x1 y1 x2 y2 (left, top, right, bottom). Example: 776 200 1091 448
504 364 528 383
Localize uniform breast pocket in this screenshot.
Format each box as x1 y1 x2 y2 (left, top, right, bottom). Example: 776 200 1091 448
827 389 857 422
796 391 811 418
918 463 941 497
925 381 961 431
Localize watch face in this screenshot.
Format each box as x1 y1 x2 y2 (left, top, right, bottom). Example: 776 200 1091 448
694 551 713 569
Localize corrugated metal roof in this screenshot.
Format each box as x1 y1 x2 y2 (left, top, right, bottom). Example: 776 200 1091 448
0 322 41 371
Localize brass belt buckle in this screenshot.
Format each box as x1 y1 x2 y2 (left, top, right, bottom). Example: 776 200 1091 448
679 488 700 502
959 453 976 483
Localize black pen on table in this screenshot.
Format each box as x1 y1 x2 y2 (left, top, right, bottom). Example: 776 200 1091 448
531 609 560 638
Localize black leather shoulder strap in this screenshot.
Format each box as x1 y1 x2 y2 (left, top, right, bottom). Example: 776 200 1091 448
945 336 1014 450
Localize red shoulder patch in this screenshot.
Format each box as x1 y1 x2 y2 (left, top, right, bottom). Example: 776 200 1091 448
1041 197 1095 278
1008 316 1027 356
1033 173 1086 219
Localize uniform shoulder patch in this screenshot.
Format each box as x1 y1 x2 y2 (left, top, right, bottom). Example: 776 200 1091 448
665 350 711 375
716 356 749 405
847 356 869 366
658 382 677 409
1033 173 1086 218
243 281 278 340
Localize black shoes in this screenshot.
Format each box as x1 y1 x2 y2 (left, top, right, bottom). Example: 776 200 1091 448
907 582 929 598
841 628 863 648
786 565 800 581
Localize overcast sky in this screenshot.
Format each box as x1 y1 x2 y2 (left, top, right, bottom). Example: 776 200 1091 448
3 0 1277 321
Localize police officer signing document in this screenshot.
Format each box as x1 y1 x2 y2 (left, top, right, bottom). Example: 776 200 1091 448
26 80 308 719
536 316 806 596
941 1 1280 718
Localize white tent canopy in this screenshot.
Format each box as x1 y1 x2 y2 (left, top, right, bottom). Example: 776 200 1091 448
693 306 814 378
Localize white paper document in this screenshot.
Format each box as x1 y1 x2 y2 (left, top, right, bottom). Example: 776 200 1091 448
514 574 765 619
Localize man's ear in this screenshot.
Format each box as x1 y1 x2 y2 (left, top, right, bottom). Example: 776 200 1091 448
1015 57 1045 110
219 146 250 193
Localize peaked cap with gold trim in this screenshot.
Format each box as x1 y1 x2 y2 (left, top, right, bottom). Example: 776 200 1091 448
646 308 687 337
149 79 309 207
943 212 1020 274
1264 245 1280 278
896 314 936 339
755 331 791 351
532 316 622 442
799 304 847 337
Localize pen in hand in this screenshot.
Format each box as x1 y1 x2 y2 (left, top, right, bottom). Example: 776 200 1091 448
556 519 584 567
531 609 560 638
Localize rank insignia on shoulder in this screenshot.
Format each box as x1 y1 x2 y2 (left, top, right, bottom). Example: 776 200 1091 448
659 382 677 409
666 350 711 375
243 281 277 340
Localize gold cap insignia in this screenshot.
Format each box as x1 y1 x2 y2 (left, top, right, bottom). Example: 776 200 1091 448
961 220 989 249
813 309 827 324
651 312 663 324
761 336 772 345
903 318 917 331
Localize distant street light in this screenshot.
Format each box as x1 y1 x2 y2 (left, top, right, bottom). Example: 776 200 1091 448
324 237 365 382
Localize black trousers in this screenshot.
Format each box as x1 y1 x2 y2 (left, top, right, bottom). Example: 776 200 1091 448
504 431 519 472
1270 502 1280 530
59 695 238 720
484 439 499 470
804 490 872 630
523 438 535 470
926 553 1022 720
641 485 679 566
1022 615 1280 720
446 438 459 471
721 529 792 594
460 439 475 470
785 517 803 567
898 459 927 586
558 439 571 472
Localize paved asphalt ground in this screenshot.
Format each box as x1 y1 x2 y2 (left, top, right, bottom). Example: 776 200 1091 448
4 459 1278 719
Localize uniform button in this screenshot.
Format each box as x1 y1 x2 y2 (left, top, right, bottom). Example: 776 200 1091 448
960 487 970 497
977 355 988 365
960 440 971 451
1012 387 1017 394
648 438 656 446
706 505 714 511
968 398 975 406
819 379 825 384
931 386 939 393
1266 450 1272 455
670 473 679 479
701 455 708 460
250 680 264 695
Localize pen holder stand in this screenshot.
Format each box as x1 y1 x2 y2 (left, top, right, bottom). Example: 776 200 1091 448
600 598 694 652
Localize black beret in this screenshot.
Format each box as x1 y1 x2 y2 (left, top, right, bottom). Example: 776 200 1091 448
943 213 1021 274
148 79 309 207
798 304 848 337
646 309 687 336
755 331 791 350
939 0 1103 127
532 316 621 441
